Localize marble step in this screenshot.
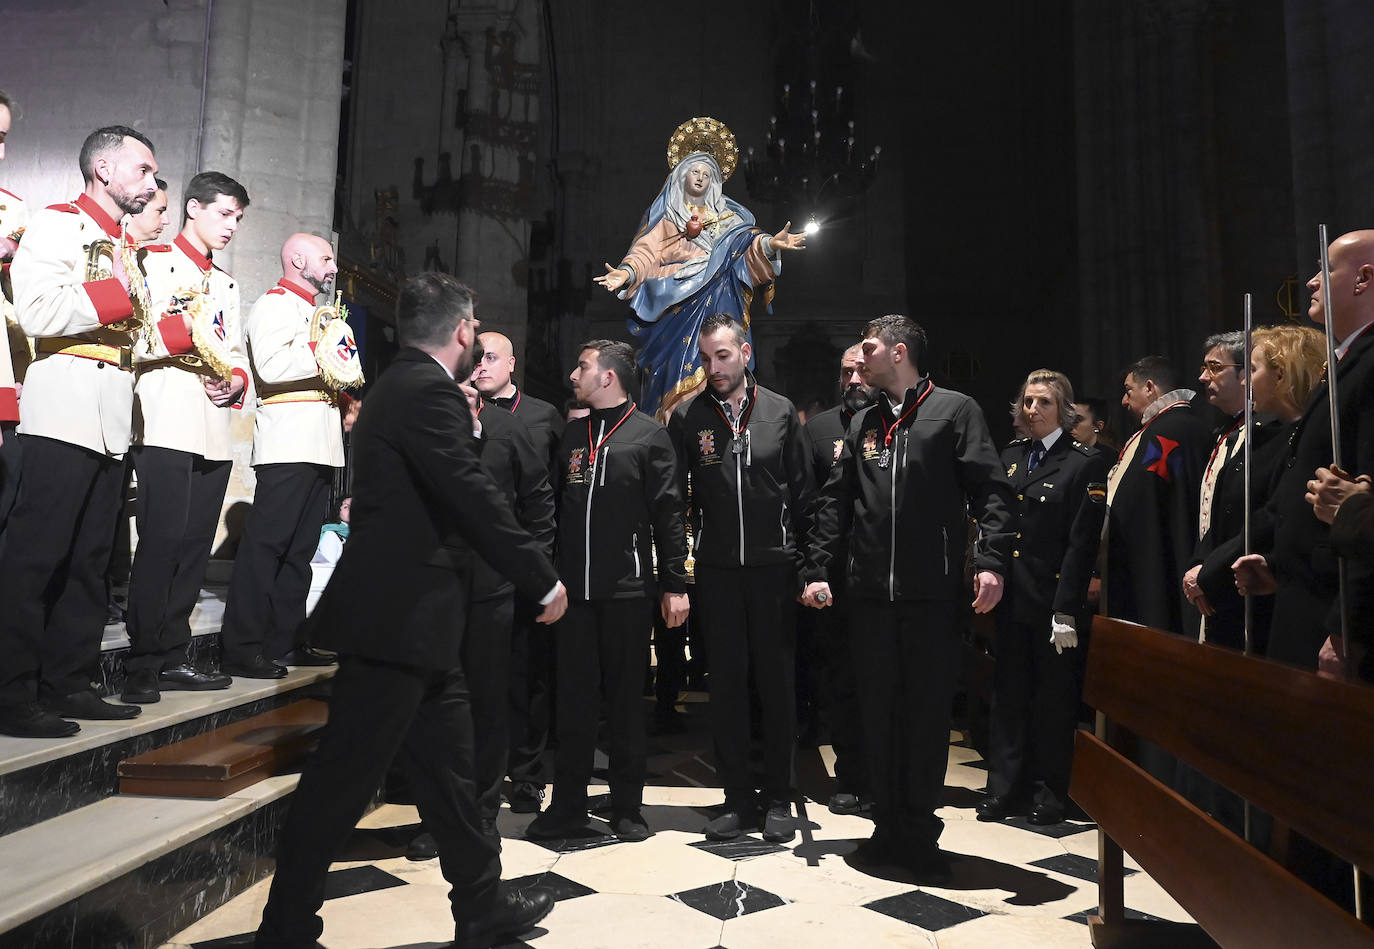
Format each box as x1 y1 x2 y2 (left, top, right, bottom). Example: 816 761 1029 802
0 773 299 948
0 667 334 837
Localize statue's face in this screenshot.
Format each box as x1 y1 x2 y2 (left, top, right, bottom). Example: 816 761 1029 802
684 162 712 200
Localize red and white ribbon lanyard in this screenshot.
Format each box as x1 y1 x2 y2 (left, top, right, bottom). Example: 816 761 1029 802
877 380 934 469
711 389 756 456
587 402 636 471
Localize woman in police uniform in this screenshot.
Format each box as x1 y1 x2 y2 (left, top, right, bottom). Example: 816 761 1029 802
979 370 1108 825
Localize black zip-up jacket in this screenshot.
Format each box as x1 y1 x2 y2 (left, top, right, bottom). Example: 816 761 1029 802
555 400 689 601
669 380 823 581
471 402 557 602
815 379 1014 602
487 387 565 480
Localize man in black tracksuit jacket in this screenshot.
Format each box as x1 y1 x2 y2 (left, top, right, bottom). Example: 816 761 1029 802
808 315 1013 882
669 314 824 843
527 340 688 843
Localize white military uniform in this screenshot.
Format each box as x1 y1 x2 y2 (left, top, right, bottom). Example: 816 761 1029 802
0 186 28 422
12 194 140 457
247 280 344 468
134 234 250 460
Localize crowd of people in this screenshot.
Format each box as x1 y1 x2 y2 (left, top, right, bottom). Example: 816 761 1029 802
1 104 1370 949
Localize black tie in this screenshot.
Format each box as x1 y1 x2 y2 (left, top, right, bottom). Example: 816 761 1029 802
1028 440 1046 472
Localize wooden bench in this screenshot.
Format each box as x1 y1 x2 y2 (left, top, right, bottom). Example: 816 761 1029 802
118 699 329 799
1070 616 1374 948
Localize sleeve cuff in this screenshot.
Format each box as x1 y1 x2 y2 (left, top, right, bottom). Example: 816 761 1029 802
230 368 250 410
85 278 134 326
157 315 194 355
0 386 18 423
539 584 560 606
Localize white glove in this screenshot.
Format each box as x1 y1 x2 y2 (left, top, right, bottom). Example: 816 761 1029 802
1050 613 1078 654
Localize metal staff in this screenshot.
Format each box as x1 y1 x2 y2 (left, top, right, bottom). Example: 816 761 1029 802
1319 224 1363 920
1243 293 1253 658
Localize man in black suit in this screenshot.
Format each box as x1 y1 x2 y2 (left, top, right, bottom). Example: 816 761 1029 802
254 273 569 949
1234 228 1374 678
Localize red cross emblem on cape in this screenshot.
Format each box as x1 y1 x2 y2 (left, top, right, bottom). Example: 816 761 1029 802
1142 435 1179 482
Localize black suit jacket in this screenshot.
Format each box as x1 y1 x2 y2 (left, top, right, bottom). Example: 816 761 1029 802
308 348 559 670
999 434 1108 625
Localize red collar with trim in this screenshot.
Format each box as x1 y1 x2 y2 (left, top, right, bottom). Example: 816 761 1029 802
175 233 213 273
275 278 316 304
75 193 123 239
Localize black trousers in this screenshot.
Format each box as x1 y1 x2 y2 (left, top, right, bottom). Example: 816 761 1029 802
813 580 868 795
0 435 125 704
696 562 798 805
507 597 553 785
126 446 231 673
221 463 331 664
463 593 515 823
986 615 1082 808
549 597 652 815
256 655 498 948
0 425 21 560
849 597 960 851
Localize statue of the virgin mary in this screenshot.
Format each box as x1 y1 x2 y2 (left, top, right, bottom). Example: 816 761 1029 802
594 117 806 418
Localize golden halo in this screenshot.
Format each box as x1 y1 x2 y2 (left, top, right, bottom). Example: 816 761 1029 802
666 117 738 182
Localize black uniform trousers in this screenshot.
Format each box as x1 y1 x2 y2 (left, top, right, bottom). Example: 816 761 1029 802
812 577 868 796
549 597 652 816
221 462 331 664
0 434 125 704
696 562 798 806
0 427 22 560
506 598 553 786
849 597 960 852
986 615 1081 809
462 592 516 824
256 654 498 947
126 446 232 673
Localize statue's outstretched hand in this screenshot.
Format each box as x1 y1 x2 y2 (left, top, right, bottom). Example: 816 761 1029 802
770 221 806 252
594 262 630 293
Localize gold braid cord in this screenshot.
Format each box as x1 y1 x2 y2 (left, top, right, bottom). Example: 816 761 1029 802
311 291 365 391
183 290 233 380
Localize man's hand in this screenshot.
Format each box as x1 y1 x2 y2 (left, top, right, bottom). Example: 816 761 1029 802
1050 613 1078 654
1307 466 1372 525
1317 635 1368 681
203 373 245 407
1231 554 1277 596
536 581 568 624
1182 564 1215 616
594 263 630 293
770 221 807 252
971 570 1004 614
801 580 832 609
661 591 690 628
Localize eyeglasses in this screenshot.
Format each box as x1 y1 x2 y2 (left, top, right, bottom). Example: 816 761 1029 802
1199 360 1242 376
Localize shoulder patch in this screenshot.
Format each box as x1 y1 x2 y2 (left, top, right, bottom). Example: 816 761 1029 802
45 202 79 214
1087 482 1107 504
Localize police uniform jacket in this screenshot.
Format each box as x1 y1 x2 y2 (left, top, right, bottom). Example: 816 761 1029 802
471 401 556 601
0 186 28 418
12 194 141 456
668 379 822 579
133 234 250 461
999 432 1108 624
816 379 1014 602
555 400 688 601
246 279 344 468
488 387 564 479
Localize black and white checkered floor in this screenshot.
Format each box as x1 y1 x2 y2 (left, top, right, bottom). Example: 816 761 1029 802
163 703 1199 948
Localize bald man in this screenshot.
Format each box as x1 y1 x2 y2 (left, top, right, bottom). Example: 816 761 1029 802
1233 229 1374 678
470 330 565 812
219 234 344 678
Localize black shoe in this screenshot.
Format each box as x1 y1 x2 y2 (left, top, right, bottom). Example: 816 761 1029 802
46 689 141 720
848 833 898 867
1028 801 1066 826
159 663 232 691
454 886 554 949
525 809 589 840
976 794 1021 822
0 702 80 738
611 809 652 842
120 668 161 704
221 655 287 679
406 831 438 861
507 781 545 814
762 803 795 843
828 792 862 816
703 809 750 841
903 846 953 885
278 646 336 667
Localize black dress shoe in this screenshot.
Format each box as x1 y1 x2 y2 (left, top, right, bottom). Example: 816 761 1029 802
902 846 953 885
703 808 752 841
221 655 287 679
506 781 545 814
159 664 232 691
1028 801 1066 826
611 809 652 842
454 886 554 949
46 689 141 720
525 809 590 840
277 646 336 667
120 668 161 704
976 794 1020 822
406 830 438 861
0 702 80 738
762 803 796 843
